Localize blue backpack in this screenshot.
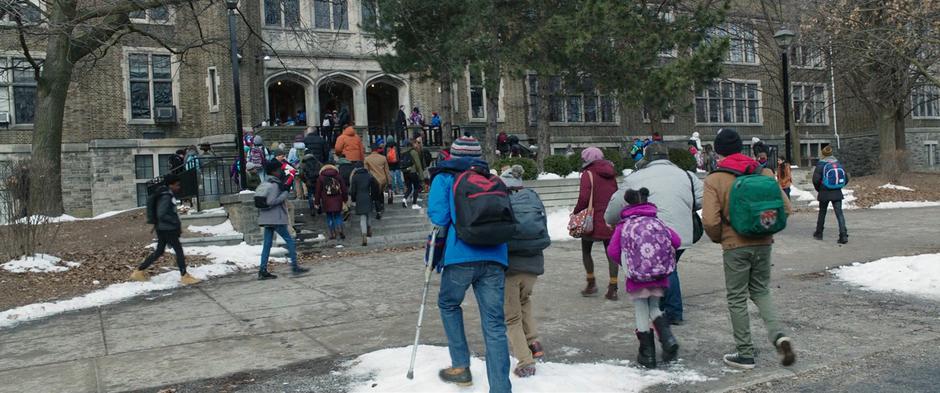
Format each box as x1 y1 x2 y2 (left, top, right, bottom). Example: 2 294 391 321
821 161 848 189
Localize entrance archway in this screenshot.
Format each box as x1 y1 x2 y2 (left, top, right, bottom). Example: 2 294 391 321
366 82 399 131
267 79 307 125
318 81 355 127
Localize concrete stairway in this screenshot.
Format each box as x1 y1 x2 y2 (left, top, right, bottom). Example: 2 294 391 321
178 208 245 247
291 198 432 251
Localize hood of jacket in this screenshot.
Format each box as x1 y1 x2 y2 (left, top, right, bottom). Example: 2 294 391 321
319 164 339 176
429 157 489 181
819 156 838 164
342 127 356 137
253 135 264 146
619 202 659 220
302 153 315 160
584 159 616 179
717 153 760 175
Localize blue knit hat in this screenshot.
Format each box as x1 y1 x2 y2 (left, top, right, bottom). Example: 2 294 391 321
451 136 482 158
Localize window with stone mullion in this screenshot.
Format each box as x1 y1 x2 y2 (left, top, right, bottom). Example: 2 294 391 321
3 57 40 125
696 81 760 124
912 85 940 118
314 0 348 30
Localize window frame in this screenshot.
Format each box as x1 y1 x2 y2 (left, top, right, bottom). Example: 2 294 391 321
694 79 763 126
360 0 379 31
123 48 180 125
206 66 220 113
129 5 174 25
527 75 617 126
912 85 940 119
0 53 43 128
0 0 43 25
133 152 176 207
925 141 938 168
642 108 676 124
263 0 301 28
466 65 504 122
711 23 760 66
790 45 826 70
312 0 349 31
791 83 829 126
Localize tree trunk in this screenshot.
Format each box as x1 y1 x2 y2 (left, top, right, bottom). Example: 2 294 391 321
29 34 75 216
440 72 454 146
894 104 906 152
482 65 500 164
877 110 901 181
536 75 552 171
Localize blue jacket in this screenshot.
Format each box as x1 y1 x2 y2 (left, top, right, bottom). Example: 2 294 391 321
427 158 508 267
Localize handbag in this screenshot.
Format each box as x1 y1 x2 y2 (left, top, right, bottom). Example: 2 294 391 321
685 171 704 244
567 171 595 238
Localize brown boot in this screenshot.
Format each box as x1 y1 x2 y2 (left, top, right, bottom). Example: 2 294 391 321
361 234 368 247
129 269 149 282
581 277 597 297
367 226 373 237
605 283 619 301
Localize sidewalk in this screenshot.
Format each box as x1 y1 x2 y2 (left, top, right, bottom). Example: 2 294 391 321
2 207 940 393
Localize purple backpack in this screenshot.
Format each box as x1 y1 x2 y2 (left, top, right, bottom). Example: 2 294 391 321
619 215 677 282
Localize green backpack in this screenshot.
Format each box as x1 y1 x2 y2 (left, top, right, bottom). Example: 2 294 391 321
722 170 788 237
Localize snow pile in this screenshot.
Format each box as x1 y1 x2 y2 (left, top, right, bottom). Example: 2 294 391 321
788 186 816 202
832 253 940 300
188 220 241 237
0 242 286 329
871 201 940 209
546 207 574 241
346 346 707 393
878 183 914 191
537 172 577 180
810 189 857 209
2 254 80 273
12 207 142 225
622 169 634 177
238 190 255 195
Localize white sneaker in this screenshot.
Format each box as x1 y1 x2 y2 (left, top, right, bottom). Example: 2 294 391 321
411 204 422 210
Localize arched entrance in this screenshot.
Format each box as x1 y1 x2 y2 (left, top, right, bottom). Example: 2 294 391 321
318 80 355 127
267 78 307 125
366 81 399 131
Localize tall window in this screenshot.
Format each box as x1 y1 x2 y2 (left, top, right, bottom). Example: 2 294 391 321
912 85 940 119
642 108 675 123
134 154 174 206
314 0 348 30
792 84 827 125
207 67 220 112
925 142 938 168
711 24 758 64
361 0 378 30
468 64 488 120
128 53 174 121
264 0 299 27
531 76 615 124
0 1 42 24
695 80 761 124
0 57 40 126
790 45 824 69
130 6 171 24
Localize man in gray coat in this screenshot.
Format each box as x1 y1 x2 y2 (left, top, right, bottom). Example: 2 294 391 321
256 161 308 280
605 143 703 325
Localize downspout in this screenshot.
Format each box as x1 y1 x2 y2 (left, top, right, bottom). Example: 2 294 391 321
828 39 840 148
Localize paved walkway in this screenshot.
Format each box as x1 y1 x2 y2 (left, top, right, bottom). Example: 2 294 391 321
1 207 939 393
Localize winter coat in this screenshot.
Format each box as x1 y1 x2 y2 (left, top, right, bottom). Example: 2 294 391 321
338 109 351 129
300 153 322 188
604 159 703 250
364 151 391 189
256 177 290 226
702 153 793 251
150 185 181 232
349 167 375 215
427 158 508 267
303 133 330 164
813 156 849 202
168 154 185 174
777 162 792 189
337 159 357 189
395 110 407 132
334 127 365 162
430 114 442 127
287 142 305 166
573 160 618 240
315 165 348 214
607 203 679 294
400 146 425 179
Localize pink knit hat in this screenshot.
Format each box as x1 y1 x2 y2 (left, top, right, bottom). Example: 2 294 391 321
581 147 604 165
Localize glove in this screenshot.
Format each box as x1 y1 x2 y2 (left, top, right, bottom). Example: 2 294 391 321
425 226 447 272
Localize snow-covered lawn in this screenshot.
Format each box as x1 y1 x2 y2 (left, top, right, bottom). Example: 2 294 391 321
831 253 940 301
537 172 577 180
0 242 286 329
2 254 80 273
789 186 816 202
878 183 914 191
188 220 241 236
870 201 940 209
546 207 574 241
346 345 707 393
12 207 143 225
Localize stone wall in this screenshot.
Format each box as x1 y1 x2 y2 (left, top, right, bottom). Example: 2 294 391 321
836 134 880 177
221 192 263 245
905 129 940 172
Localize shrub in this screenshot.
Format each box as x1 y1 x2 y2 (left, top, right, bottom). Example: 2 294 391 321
567 153 583 174
669 148 697 171
493 157 538 180
542 155 574 177
602 148 636 174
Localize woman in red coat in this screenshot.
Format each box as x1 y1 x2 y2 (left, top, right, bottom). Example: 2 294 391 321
572 147 620 300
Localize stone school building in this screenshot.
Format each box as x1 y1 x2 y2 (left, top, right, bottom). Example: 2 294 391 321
0 0 938 217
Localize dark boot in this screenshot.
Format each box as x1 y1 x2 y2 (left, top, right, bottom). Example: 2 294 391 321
837 234 848 244
636 330 656 369
361 234 368 247
258 270 278 280
367 226 373 237
605 283 619 301
438 367 472 387
339 231 346 240
653 316 679 363
328 230 336 240
581 277 598 297
812 231 823 240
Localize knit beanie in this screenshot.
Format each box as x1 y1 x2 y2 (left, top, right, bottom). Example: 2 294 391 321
644 142 669 160
581 147 604 165
451 136 483 158
822 145 833 157
264 160 282 175
714 128 743 156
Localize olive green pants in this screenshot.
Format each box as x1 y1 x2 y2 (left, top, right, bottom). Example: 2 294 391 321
723 245 785 358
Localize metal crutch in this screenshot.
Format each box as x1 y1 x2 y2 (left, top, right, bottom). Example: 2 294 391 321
407 226 442 380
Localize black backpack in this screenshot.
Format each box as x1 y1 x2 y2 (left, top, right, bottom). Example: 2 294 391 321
301 157 321 184
145 191 162 225
507 188 551 255
452 167 516 245
400 150 415 172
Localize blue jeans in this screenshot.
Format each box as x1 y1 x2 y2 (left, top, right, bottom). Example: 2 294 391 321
439 262 511 393
390 169 405 194
260 225 297 272
326 212 343 232
661 249 685 322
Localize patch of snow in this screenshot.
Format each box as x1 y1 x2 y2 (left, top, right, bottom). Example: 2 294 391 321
537 172 577 180
878 183 914 191
411 205 422 210
696 169 707 173
2 254 80 273
832 253 940 300
0 242 286 329
557 346 583 357
789 186 816 202
345 345 707 393
188 220 241 237
239 190 255 195
547 207 574 241
12 207 142 225
91 207 143 219
191 207 226 215
790 165 799 169
622 169 634 177
809 189 857 209
871 201 940 209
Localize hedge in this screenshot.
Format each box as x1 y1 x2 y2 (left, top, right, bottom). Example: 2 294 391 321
493 157 539 180
668 148 697 171
542 155 573 177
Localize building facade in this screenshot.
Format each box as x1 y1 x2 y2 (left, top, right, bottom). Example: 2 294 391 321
0 0 937 217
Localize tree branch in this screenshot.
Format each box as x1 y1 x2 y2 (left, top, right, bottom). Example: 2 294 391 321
74 0 212 24
68 13 131 63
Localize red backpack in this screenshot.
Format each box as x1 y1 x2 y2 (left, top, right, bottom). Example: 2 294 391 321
452 167 517 245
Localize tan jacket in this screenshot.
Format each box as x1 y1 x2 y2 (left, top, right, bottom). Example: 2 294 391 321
364 152 391 189
702 168 792 251
334 127 365 162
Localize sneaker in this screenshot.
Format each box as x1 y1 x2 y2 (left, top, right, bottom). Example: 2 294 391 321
180 274 201 286
513 364 536 378
258 270 278 280
837 235 848 244
291 267 310 276
438 367 472 387
774 335 796 366
411 204 421 210
723 353 756 370
402 198 408 208
529 341 545 360
129 269 149 282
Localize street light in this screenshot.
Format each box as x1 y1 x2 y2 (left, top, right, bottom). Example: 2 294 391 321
774 27 796 164
226 0 248 190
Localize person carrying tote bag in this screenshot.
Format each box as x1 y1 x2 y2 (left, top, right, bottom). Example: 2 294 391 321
570 147 619 300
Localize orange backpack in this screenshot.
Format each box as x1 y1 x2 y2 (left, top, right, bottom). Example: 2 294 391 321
387 147 398 164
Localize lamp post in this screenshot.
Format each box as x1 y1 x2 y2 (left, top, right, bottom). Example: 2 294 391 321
774 28 796 164
226 0 248 190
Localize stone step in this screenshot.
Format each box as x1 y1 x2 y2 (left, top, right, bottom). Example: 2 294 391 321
179 234 244 247
179 209 228 227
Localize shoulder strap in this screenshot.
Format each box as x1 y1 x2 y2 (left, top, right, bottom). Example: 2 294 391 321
587 171 595 210
684 170 696 213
